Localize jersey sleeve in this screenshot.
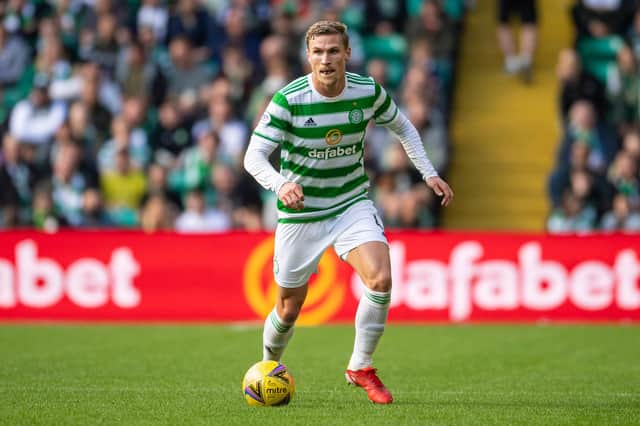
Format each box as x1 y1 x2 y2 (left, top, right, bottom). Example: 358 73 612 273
372 83 399 126
251 91 292 146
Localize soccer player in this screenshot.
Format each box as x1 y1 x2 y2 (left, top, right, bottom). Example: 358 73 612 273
243 20 453 404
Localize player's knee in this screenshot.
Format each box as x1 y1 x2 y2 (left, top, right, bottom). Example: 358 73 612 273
364 270 392 293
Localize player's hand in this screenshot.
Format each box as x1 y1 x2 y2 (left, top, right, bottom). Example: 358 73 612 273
278 182 305 210
426 176 454 207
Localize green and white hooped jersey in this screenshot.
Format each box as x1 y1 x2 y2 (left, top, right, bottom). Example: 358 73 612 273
251 72 399 223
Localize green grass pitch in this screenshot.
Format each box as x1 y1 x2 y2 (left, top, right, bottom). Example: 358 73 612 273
1 324 638 425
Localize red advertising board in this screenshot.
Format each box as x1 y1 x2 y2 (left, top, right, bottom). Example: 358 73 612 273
0 230 638 323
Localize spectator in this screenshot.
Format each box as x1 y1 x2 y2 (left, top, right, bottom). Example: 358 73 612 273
0 4 465 231
175 189 230 233
139 193 175 232
192 95 248 169
30 181 64 231
628 7 640 60
121 96 151 154
557 100 617 175
9 73 66 146
206 163 262 226
98 115 151 172
34 30 71 84
569 167 612 219
375 143 435 228
80 12 121 79
168 129 219 197
407 1 456 64
77 187 112 228
217 43 255 106
556 48 606 121
50 141 93 226
142 162 182 211
64 64 115 143
364 0 408 35
600 192 640 231
547 189 597 234
245 45 289 124
100 147 147 226
269 8 304 76
116 41 160 100
549 140 614 216
607 150 640 205
151 100 194 164
0 24 29 87
166 0 213 62
0 134 37 226
49 120 99 189
493 0 538 81
214 4 261 66
137 0 168 44
49 0 82 55
2 0 43 42
50 61 121 117
165 35 213 109
622 126 640 160
609 45 640 132
67 100 101 160
571 0 634 40
572 0 632 88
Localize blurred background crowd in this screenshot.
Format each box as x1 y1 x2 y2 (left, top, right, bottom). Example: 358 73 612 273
547 0 640 233
0 0 465 232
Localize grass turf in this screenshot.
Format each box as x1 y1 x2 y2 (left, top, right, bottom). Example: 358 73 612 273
0 324 638 425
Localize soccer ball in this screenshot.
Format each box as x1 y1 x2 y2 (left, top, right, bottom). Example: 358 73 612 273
242 360 295 406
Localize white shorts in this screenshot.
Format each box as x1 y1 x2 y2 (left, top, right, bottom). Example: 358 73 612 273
273 199 388 288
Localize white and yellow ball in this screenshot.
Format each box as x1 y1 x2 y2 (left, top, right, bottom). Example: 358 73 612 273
242 360 295 406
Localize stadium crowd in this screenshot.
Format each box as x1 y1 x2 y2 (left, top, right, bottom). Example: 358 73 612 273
548 0 640 233
0 0 465 232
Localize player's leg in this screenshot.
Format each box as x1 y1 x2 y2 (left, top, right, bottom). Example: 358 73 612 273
263 284 307 361
333 200 392 403
518 0 538 83
497 0 519 73
263 221 328 362
345 241 392 371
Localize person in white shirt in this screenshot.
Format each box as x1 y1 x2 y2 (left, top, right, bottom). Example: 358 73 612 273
9 74 67 146
175 189 230 233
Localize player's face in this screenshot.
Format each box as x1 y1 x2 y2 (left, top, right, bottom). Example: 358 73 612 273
307 34 351 96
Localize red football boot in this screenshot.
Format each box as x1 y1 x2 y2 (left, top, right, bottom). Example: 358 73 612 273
345 367 393 404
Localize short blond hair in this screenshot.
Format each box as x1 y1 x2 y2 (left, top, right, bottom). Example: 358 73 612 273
305 20 349 49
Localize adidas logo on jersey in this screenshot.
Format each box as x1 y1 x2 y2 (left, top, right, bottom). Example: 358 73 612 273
304 117 317 127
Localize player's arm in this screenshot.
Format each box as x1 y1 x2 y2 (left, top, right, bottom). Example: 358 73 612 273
243 95 305 210
373 84 454 206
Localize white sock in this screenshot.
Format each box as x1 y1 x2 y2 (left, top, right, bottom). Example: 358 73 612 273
505 55 521 73
262 308 294 361
347 288 391 371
